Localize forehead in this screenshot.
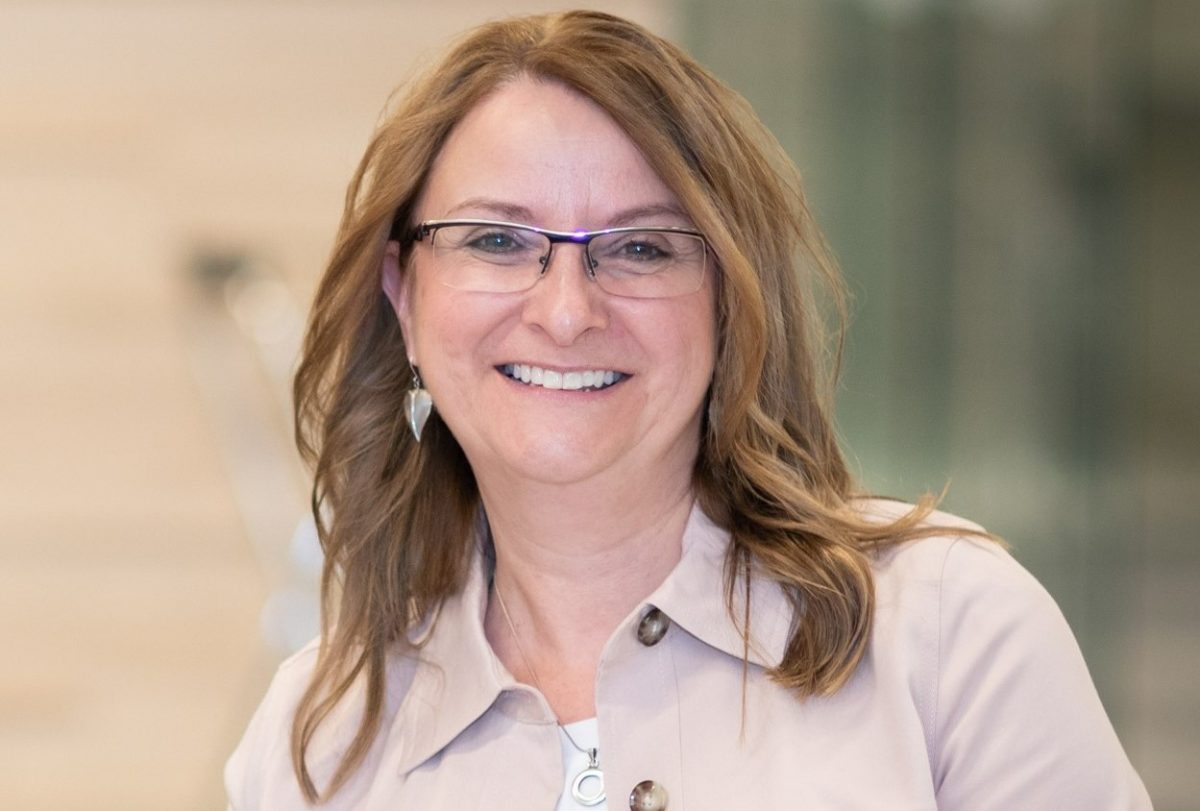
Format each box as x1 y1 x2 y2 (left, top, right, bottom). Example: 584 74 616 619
417 77 683 227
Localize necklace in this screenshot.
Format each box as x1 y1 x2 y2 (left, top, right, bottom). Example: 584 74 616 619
494 580 606 807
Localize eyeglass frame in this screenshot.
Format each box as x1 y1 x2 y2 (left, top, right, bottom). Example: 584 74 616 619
404 218 710 298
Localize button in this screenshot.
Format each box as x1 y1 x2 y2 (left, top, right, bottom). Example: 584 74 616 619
629 780 668 810
636 608 670 646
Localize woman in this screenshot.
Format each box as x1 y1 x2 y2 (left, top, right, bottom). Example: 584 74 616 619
226 10 1150 810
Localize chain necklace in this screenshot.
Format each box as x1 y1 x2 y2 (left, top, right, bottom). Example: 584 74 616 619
494 581 606 807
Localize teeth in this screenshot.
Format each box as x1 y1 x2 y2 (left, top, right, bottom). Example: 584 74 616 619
501 364 624 391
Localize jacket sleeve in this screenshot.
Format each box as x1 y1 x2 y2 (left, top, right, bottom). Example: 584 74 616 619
224 644 321 811
225 664 288 811
929 538 1152 809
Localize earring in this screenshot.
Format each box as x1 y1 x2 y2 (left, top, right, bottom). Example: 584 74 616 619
405 363 433 442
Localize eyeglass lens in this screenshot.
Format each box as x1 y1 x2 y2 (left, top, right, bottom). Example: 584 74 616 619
428 223 705 298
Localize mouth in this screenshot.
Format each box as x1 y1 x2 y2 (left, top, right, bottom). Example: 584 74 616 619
499 363 627 392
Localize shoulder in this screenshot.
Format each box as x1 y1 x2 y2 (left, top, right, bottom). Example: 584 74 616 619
224 640 420 811
854 498 1034 612
855 499 1151 808
224 641 322 810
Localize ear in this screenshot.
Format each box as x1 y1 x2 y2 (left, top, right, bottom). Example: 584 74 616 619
382 240 418 361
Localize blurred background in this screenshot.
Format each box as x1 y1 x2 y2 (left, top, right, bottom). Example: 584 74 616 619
1 1 1194 808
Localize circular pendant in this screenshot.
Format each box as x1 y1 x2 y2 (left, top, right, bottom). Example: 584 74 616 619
571 765 606 807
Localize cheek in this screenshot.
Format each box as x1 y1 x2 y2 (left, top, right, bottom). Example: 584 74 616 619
680 289 718 362
414 291 462 365
411 283 510 378
410 268 465 350
643 299 717 395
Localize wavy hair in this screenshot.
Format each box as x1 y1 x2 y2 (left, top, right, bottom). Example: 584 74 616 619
291 9 949 802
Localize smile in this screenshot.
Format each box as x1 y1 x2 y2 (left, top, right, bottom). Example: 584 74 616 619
499 363 626 391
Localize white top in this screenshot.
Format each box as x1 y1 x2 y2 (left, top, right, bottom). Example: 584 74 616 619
555 718 607 811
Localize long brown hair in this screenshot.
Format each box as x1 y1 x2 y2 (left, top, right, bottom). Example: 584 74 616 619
292 9 948 802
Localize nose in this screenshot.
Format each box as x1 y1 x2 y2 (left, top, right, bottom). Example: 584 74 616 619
520 243 609 345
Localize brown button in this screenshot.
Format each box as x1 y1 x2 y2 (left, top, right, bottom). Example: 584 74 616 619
636 608 670 646
629 780 668 810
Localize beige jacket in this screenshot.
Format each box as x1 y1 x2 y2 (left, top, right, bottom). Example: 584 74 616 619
226 502 1151 809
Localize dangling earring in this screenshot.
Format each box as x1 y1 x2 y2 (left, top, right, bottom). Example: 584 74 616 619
405 362 433 442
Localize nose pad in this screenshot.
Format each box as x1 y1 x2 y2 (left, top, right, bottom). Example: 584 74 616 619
521 243 608 343
535 242 596 285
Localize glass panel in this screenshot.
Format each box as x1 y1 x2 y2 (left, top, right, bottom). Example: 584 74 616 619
683 2 1200 804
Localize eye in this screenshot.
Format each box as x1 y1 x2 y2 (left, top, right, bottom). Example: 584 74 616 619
434 224 544 267
606 233 674 263
462 227 529 254
626 242 667 260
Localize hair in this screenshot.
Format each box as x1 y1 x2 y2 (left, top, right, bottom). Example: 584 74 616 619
291 9 956 803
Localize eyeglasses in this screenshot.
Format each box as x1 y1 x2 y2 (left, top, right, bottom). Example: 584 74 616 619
408 219 708 299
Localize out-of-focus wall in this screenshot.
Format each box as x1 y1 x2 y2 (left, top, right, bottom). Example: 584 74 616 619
684 0 1198 807
0 3 677 809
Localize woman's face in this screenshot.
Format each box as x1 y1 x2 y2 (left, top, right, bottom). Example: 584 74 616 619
386 78 716 491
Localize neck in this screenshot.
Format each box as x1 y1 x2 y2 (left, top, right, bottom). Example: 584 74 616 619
478 467 695 721
483 473 693 637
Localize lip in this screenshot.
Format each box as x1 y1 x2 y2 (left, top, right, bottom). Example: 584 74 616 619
495 362 630 392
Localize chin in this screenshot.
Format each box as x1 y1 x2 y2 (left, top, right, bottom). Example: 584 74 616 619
498 439 618 486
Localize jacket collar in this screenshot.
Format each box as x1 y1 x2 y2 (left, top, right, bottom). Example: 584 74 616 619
388 503 793 775
651 506 793 669
390 543 517 775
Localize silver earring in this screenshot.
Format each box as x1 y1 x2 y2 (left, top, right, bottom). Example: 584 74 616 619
405 363 433 442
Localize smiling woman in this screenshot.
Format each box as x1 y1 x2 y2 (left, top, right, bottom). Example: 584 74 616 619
385 78 715 493
225 10 1150 811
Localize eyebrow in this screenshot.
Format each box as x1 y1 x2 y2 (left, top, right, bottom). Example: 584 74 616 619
606 203 691 228
444 198 534 222
442 198 692 228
